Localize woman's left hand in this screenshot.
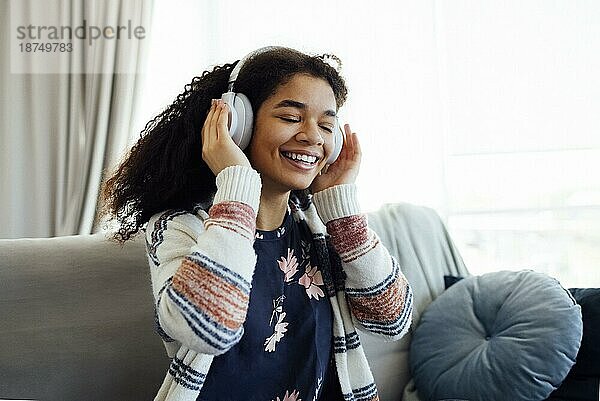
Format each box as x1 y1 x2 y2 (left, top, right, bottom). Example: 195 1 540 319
310 123 361 194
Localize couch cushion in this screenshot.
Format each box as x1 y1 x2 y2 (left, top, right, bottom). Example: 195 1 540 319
410 270 583 401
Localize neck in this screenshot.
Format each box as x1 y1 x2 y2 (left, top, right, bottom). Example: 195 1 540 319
256 187 290 231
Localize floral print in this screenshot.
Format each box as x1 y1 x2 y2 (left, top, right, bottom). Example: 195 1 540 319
299 264 325 300
311 377 323 401
264 311 289 352
264 248 326 352
269 295 286 326
265 294 289 352
278 248 299 282
198 213 332 400
272 389 302 401
252 218 330 400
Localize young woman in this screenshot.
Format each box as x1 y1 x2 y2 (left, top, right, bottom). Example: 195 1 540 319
100 46 413 401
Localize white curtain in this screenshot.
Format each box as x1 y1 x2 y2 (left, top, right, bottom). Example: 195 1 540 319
0 0 153 238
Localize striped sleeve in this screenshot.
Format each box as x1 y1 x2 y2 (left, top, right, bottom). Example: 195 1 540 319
313 184 413 340
146 165 262 355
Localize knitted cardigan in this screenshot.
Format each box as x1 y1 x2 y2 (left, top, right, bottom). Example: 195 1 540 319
145 165 413 401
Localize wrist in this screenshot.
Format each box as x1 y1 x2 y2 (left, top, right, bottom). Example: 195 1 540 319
312 183 361 223
213 165 262 213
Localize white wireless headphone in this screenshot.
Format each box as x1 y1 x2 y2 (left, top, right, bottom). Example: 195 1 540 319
220 46 344 165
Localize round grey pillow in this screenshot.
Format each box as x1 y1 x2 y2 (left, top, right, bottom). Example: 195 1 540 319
410 270 582 401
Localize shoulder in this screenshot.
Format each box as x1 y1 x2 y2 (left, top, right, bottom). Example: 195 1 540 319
144 205 210 267
145 204 209 245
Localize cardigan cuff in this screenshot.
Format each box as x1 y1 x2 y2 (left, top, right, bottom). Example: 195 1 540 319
213 165 262 213
312 183 361 224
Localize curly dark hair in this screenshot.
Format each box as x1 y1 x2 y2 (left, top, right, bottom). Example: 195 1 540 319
98 46 348 243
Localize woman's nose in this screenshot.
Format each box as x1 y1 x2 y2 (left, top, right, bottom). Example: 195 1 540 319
296 122 324 145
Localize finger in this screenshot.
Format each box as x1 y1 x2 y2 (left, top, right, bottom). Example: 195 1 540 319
352 131 361 156
216 101 230 141
208 100 222 140
345 124 354 152
352 132 362 163
344 124 361 160
341 123 352 160
349 124 360 157
202 100 218 147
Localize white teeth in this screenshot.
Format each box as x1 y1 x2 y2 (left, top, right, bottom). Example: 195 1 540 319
283 151 318 164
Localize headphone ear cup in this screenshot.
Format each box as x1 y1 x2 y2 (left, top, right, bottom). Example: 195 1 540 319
222 92 254 150
326 121 344 164
232 93 254 150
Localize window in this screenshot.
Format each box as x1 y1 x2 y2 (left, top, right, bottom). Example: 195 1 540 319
138 1 600 287
438 1 600 287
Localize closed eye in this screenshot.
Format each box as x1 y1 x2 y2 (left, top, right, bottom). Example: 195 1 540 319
279 117 300 123
279 117 333 133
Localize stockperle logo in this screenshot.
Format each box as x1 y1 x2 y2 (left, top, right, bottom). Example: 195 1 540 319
10 0 149 74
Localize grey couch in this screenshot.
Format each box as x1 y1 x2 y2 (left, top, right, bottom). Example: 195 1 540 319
0 203 469 401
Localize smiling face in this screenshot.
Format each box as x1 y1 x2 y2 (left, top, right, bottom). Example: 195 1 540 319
248 73 338 195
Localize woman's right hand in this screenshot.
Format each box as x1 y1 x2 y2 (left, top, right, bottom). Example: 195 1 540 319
201 99 252 176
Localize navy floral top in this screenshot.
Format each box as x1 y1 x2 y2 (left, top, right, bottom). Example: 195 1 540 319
197 209 335 401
